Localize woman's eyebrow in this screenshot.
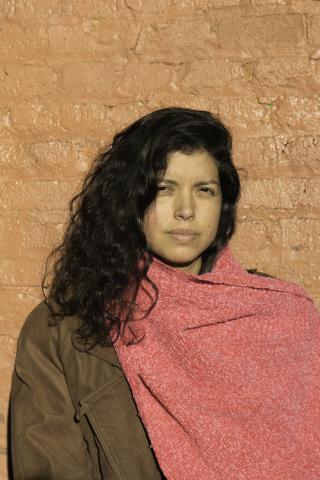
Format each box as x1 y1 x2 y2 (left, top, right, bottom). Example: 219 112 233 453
160 178 220 186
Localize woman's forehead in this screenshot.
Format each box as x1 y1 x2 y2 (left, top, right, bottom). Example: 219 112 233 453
160 150 219 179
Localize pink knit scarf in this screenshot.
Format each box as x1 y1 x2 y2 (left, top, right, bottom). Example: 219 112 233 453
113 246 320 479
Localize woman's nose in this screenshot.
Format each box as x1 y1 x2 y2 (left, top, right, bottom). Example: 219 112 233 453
174 192 195 219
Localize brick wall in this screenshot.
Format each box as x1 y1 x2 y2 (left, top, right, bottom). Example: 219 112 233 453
1 1 320 477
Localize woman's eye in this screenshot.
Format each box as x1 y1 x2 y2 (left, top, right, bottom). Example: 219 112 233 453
200 188 215 195
157 185 170 191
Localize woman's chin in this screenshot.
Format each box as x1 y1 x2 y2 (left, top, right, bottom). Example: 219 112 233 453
154 252 201 271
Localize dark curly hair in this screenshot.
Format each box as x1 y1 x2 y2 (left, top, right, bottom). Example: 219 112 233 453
43 107 242 348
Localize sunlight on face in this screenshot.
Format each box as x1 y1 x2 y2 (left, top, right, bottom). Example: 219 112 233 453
142 150 222 274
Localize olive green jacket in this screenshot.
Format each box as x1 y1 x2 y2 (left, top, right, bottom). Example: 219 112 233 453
10 302 164 479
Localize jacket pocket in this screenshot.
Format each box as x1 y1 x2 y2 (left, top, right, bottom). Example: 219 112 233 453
76 376 125 480
75 375 163 480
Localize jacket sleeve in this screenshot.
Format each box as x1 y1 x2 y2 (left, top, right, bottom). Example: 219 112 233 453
10 303 94 479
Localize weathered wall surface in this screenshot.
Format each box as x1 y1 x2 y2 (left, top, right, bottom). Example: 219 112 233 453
1 0 320 477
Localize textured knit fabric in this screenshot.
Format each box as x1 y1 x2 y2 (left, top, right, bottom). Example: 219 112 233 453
113 246 320 479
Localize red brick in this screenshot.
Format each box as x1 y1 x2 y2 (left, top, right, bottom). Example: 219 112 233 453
275 135 320 174
66 0 121 18
0 214 64 259
126 0 171 11
230 238 282 273
216 14 306 56
0 335 16 374
48 19 139 57
218 97 272 135
136 19 220 62
315 66 320 93
0 140 101 180
61 102 109 134
252 0 286 4
0 0 15 18
181 59 247 94
210 0 245 4
280 218 320 258
28 208 68 225
99 102 151 132
64 101 145 136
28 140 100 176
62 62 121 96
10 102 62 136
273 95 320 133
0 258 44 286
0 217 47 256
0 25 48 61
61 101 150 135
241 177 320 209
234 136 278 172
14 0 61 17
308 15 320 46
171 0 245 7
230 218 274 253
310 47 320 59
118 63 171 98
0 335 18 365
94 18 139 50
0 65 58 98
0 180 76 211
0 107 12 138
0 143 41 180
48 24 92 55
252 56 312 88
235 134 320 178
63 61 171 100
290 1 320 14
0 452 9 480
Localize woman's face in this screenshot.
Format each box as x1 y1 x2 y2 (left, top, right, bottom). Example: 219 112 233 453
142 149 222 274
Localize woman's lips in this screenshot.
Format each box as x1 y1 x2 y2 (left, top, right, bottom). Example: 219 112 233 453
168 231 199 241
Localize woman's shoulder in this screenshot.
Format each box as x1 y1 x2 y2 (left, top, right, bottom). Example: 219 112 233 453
17 301 82 357
247 267 319 320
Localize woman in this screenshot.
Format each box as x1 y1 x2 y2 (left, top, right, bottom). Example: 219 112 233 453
10 107 320 479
